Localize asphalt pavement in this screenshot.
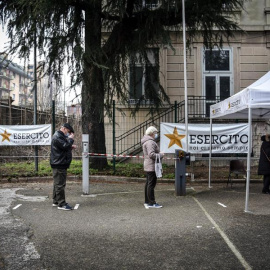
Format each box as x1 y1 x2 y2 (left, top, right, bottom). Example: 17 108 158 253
0 179 270 270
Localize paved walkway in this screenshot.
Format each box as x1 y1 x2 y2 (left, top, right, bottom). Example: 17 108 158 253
0 180 269 269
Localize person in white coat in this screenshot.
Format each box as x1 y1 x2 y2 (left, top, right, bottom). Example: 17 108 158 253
141 126 164 209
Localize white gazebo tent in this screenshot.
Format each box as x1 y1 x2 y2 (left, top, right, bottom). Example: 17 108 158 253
209 71 270 212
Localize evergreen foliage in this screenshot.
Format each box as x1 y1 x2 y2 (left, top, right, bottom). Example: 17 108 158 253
0 0 245 169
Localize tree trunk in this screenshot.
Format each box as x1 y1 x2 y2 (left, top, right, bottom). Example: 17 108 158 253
82 2 107 170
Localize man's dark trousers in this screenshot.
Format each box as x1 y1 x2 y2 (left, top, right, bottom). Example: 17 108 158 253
145 171 157 205
53 168 67 207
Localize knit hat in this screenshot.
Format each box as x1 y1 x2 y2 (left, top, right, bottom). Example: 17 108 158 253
145 126 158 135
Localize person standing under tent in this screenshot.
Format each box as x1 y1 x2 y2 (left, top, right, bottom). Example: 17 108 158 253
258 134 270 194
141 126 164 209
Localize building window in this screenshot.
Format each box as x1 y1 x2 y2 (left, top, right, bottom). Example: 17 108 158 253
143 0 160 9
205 50 230 71
129 49 159 104
12 94 15 100
203 48 233 116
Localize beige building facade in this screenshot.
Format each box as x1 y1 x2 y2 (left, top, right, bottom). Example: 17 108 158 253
104 1 270 157
159 0 270 113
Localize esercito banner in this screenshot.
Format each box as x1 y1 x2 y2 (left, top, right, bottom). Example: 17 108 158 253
0 125 51 146
160 123 248 154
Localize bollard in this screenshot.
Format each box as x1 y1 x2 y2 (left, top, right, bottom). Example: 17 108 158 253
82 134 89 195
175 149 189 196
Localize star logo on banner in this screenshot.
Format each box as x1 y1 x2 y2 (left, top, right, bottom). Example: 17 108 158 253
0 129 12 142
165 127 185 148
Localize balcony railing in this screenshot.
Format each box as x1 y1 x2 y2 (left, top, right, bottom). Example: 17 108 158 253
0 84 11 91
128 99 155 105
19 81 30 87
19 91 27 97
0 71 12 80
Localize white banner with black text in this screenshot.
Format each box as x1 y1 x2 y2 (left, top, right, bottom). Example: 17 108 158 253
0 124 51 146
160 123 248 154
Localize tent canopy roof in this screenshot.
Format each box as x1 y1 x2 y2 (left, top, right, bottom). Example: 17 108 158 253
210 71 270 119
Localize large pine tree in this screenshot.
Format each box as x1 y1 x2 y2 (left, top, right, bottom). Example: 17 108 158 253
0 0 244 169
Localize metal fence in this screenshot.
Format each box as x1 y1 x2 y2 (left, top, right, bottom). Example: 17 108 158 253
0 96 266 173
0 100 82 159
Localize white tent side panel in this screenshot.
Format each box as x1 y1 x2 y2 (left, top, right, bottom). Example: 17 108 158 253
210 89 249 119
210 71 270 120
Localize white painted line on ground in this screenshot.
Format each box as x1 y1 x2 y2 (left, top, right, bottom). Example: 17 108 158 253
16 194 48 202
82 191 141 197
225 191 257 195
196 225 202 228
74 204 80 210
193 197 252 270
81 194 97 197
218 202 227 208
81 188 193 197
165 188 194 191
13 204 22 210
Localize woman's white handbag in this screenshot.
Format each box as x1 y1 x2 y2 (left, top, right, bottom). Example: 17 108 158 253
155 154 163 178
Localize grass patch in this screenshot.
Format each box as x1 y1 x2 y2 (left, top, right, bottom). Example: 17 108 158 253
0 159 262 180
0 160 82 178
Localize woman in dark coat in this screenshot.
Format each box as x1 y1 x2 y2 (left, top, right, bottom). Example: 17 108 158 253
258 134 270 194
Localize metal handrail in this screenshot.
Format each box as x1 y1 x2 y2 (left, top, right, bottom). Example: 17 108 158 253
115 101 185 155
116 101 187 139
115 96 222 156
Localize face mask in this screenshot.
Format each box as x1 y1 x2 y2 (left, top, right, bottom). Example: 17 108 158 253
66 133 70 137
154 133 158 139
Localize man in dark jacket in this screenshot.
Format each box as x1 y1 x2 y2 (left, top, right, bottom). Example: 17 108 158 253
258 134 270 194
50 123 76 210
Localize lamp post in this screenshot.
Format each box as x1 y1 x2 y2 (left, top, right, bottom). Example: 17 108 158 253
182 0 188 152
33 29 38 171
49 72 55 134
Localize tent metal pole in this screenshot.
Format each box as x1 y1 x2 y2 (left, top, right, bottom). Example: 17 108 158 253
208 118 213 188
245 107 252 213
